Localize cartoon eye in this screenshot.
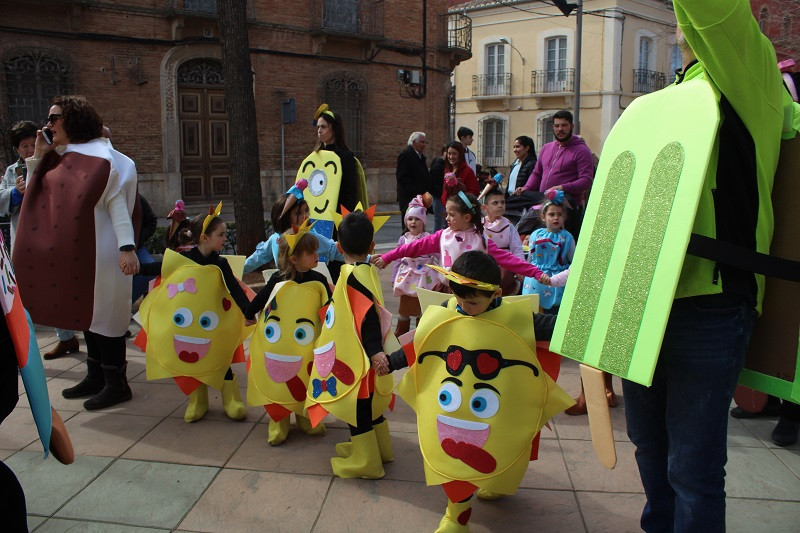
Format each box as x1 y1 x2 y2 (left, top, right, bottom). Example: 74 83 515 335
198 311 219 331
293 323 316 345
308 169 327 197
173 308 193 328
264 320 281 343
469 389 499 418
437 382 462 412
324 305 335 329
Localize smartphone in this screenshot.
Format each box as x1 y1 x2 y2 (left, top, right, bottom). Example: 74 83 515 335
42 127 54 145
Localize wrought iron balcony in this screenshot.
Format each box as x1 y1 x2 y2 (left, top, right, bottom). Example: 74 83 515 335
531 68 575 94
472 73 512 97
633 69 667 93
165 0 256 19
439 13 472 55
311 0 384 40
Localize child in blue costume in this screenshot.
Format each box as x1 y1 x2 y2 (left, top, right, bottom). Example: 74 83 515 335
243 183 343 274
521 190 575 310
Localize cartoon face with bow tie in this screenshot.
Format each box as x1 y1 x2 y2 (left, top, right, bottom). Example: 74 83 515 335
246 280 329 419
140 250 250 387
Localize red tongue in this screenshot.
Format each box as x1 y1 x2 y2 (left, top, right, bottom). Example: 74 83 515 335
179 351 200 363
440 438 497 474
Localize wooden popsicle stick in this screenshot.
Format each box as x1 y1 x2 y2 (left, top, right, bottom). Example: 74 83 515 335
581 364 617 469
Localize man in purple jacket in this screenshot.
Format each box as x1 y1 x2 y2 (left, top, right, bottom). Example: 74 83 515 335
509 110 594 235
513 110 594 203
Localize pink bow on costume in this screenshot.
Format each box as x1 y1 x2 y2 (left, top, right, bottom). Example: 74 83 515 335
167 278 197 299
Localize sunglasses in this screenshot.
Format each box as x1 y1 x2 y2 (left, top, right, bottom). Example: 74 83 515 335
46 114 62 125
419 345 539 380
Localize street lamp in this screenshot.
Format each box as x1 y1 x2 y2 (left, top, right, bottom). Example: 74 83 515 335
499 37 526 65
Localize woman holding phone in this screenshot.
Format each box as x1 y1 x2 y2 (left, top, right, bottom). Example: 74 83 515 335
14 95 140 410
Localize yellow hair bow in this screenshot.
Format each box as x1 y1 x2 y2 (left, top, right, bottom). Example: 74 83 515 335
201 201 223 235
284 219 316 254
330 202 389 235
314 103 336 123
427 264 500 292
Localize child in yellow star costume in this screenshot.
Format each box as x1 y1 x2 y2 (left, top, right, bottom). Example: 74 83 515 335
136 203 255 422
381 251 573 532
304 204 397 479
244 220 333 445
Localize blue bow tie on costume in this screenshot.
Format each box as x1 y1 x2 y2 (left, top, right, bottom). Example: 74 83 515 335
312 377 337 398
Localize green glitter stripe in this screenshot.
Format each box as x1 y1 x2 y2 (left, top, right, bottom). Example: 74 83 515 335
599 142 685 375
559 151 636 361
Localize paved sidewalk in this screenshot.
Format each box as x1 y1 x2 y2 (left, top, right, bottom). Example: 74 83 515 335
4 212 800 532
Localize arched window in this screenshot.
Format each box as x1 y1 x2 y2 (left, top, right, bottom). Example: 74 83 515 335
322 72 367 160
177 59 224 86
3 49 74 123
759 7 769 34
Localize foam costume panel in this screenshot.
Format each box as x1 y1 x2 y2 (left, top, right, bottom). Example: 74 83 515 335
738 133 800 402
397 298 573 496
294 150 369 242
246 280 329 420
139 249 253 393
305 263 395 427
550 78 719 386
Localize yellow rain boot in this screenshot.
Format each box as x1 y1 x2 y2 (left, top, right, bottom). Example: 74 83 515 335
330 431 385 479
373 419 394 463
435 499 473 533
184 384 209 423
476 489 505 501
335 440 352 458
268 417 291 446
295 414 326 436
221 375 246 420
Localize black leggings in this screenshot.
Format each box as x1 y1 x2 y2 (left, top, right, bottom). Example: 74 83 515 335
83 330 126 367
348 395 385 436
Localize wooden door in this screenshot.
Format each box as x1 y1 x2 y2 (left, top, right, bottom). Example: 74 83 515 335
178 88 231 200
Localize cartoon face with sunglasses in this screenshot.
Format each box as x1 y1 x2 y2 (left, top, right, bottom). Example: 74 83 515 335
401 299 573 494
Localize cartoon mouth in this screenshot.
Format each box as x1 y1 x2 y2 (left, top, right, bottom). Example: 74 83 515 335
437 414 496 474
313 199 330 214
173 334 211 363
313 341 336 376
264 352 302 383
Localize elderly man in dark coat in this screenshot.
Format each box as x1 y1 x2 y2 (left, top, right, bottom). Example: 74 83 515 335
396 131 430 230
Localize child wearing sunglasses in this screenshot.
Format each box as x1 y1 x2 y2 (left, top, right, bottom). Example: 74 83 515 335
376 250 572 532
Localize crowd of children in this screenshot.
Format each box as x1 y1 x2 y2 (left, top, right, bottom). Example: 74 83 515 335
120 183 583 532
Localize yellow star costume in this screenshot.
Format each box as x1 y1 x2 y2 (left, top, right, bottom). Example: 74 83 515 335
304 262 396 427
246 279 329 444
397 297 573 531
136 249 254 419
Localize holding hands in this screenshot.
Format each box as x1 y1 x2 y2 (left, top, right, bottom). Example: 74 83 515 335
371 255 387 269
119 250 140 276
372 352 390 376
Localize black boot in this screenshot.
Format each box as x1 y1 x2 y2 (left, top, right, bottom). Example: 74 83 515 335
83 363 132 410
62 357 104 399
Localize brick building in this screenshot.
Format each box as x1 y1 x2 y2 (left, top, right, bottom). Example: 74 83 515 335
751 0 800 63
0 0 472 216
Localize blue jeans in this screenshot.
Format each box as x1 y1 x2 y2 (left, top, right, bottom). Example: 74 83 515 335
623 293 756 533
432 197 446 231
55 328 76 342
131 245 156 304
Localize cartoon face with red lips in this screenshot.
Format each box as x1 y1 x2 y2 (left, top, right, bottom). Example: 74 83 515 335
246 280 329 415
141 250 250 388
398 299 573 493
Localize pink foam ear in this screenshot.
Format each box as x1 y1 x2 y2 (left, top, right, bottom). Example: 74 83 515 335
222 298 231 311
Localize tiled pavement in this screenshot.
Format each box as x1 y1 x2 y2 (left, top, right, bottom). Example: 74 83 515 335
4 209 800 532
